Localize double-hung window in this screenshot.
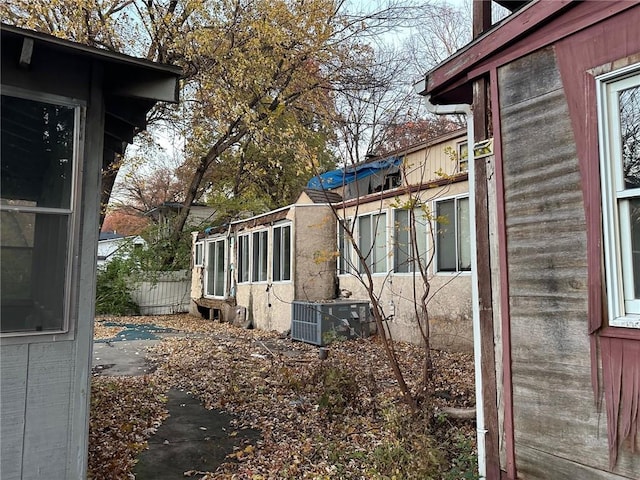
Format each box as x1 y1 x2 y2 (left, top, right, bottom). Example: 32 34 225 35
1 93 79 335
252 230 268 282
358 212 388 274
273 224 291 282
394 208 428 273
597 64 640 328
205 238 226 297
435 196 470 273
237 234 250 283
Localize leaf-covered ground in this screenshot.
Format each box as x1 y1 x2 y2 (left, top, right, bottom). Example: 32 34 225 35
90 314 477 479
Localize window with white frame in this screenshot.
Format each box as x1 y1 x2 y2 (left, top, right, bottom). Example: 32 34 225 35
194 242 204 266
272 224 291 282
338 218 354 275
358 212 388 274
458 142 469 173
252 230 268 282
598 64 640 328
237 234 250 283
394 208 428 273
1 93 79 335
435 196 470 273
205 238 226 297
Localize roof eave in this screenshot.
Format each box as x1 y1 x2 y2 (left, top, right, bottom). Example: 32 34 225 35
414 0 576 103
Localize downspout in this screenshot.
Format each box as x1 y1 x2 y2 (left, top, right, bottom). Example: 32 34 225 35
414 83 486 480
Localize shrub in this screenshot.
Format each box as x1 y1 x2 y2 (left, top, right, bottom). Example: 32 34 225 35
95 257 139 316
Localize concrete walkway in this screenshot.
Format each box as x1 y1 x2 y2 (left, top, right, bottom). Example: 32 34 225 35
134 389 259 479
92 321 260 479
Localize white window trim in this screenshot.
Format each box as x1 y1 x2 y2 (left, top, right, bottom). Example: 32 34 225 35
457 141 469 173
251 228 269 283
433 194 471 275
194 241 204 267
204 237 227 298
393 207 429 275
597 63 640 329
357 211 389 275
272 222 292 283
237 233 251 284
337 217 354 276
0 88 83 339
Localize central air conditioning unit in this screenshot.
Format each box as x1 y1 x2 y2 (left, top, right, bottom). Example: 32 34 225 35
291 300 371 346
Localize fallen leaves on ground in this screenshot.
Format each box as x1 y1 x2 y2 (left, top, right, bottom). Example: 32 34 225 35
88 376 168 480
90 314 477 479
93 320 125 340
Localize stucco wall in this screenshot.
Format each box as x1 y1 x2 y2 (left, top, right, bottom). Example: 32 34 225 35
235 282 295 332
191 204 336 333
336 180 472 351
293 205 337 302
337 273 472 351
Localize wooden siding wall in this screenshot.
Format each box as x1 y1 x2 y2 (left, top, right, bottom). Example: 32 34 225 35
0 60 104 480
499 47 622 478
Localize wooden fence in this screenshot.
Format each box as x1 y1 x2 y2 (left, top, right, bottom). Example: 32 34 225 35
129 270 191 315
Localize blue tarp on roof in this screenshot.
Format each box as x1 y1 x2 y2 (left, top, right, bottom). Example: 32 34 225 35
307 156 402 190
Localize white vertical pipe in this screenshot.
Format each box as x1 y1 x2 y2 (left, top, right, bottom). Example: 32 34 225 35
415 90 486 479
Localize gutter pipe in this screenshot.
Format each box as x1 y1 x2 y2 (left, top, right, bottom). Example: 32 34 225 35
413 82 486 480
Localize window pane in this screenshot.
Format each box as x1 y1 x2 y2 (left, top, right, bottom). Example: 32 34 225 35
1 211 68 332
630 198 640 299
373 213 387 273
238 236 249 283
273 227 282 282
619 85 640 189
415 209 428 268
206 243 216 296
214 241 225 296
458 142 469 172
359 216 372 273
338 220 351 274
437 200 456 271
252 232 260 281
458 198 471 271
260 231 268 281
252 231 267 282
1 95 75 209
394 210 411 273
282 226 291 281
195 243 203 265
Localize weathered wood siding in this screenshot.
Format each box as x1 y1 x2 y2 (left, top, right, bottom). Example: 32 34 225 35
498 46 633 478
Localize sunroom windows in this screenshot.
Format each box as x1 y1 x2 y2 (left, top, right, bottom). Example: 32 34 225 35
338 200 470 276
202 223 292 297
598 64 640 328
1 93 79 335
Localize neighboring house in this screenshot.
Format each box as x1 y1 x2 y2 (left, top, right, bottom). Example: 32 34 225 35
319 129 473 349
191 129 472 350
415 1 640 478
190 198 338 332
97 231 146 267
145 201 216 237
0 24 180 479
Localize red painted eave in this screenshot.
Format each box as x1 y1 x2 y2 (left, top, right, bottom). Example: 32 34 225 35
417 0 576 103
